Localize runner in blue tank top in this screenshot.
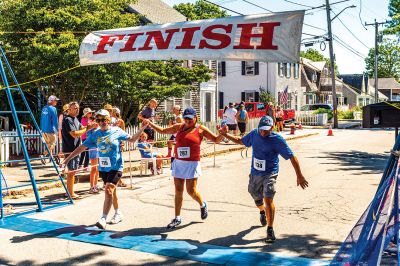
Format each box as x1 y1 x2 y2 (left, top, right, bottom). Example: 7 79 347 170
218 115 308 242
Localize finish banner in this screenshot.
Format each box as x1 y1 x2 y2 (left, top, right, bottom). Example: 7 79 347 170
79 11 304 66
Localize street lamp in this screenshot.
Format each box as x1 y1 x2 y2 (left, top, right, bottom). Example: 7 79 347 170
325 1 356 128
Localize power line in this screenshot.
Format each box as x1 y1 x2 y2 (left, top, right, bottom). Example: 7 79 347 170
333 35 366 59
331 10 370 49
203 0 243 15
241 0 272 12
282 0 315 9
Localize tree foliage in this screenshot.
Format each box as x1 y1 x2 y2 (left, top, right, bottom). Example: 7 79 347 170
386 0 400 35
365 38 400 81
300 48 338 74
0 0 211 124
174 0 229 20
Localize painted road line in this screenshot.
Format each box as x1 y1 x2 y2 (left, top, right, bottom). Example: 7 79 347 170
1 215 328 265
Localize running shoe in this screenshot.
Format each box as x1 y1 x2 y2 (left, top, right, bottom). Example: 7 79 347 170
95 218 107 230
260 211 267 227
201 201 208 220
39 154 46 165
110 213 123 224
167 218 181 229
265 227 276 242
53 156 61 165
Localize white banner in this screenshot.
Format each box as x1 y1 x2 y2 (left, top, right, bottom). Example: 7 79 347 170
79 11 304 66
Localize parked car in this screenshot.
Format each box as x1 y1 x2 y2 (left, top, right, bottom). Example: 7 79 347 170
218 102 296 123
300 104 333 112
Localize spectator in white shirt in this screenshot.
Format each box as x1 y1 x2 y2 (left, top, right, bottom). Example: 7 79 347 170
224 102 238 135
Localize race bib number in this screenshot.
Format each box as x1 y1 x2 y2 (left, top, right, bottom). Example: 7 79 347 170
99 157 111 167
177 147 190 159
253 158 266 171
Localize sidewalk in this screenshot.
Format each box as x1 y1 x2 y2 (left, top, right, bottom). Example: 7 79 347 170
1 128 320 195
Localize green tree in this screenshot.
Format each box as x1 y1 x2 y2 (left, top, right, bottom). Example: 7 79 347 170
386 0 400 34
174 0 229 20
0 0 211 124
365 38 400 81
300 48 338 73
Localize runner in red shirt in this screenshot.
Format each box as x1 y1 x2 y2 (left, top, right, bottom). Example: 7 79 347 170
145 107 224 229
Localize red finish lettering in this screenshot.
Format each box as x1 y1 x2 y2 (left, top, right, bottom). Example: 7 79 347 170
119 32 144 52
138 28 180 51
92 35 125 54
233 22 280 50
199 24 233 49
176 27 201 49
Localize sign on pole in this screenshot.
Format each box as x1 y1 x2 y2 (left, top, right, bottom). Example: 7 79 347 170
79 11 304 66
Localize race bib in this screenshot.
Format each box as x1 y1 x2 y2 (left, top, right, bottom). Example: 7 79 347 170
177 147 190 159
253 158 266 171
99 157 111 167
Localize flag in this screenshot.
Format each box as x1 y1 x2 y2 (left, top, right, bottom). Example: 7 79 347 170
279 86 289 104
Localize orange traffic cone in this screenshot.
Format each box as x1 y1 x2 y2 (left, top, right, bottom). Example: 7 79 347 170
327 124 334 136
298 122 303 130
290 123 295 135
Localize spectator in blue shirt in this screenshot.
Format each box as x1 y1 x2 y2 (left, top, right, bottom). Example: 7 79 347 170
218 115 308 242
39 95 59 164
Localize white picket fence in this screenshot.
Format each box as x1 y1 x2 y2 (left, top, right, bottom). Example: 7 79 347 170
296 113 328 126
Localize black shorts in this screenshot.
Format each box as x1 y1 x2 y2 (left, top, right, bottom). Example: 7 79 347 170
238 122 246 134
276 117 283 122
99 170 122 185
227 124 237 131
144 128 155 140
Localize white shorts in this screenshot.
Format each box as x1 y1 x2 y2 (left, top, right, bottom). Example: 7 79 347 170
171 159 202 179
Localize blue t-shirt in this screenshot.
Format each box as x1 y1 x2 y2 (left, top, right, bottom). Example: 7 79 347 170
83 127 129 172
137 142 152 158
40 105 58 133
242 129 294 176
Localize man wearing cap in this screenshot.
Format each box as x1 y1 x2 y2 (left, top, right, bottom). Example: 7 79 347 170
39 95 59 164
224 102 238 135
218 115 308 242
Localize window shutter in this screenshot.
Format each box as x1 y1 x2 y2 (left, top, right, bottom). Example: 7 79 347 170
241 61 246 75
221 61 226 76
241 92 245 101
255 62 259 75
255 92 260 102
219 92 224 109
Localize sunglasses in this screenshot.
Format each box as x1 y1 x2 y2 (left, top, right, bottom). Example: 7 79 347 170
96 118 108 123
184 117 194 121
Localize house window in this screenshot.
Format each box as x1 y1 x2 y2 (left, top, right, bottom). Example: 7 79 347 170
245 91 255 102
182 92 191 110
366 98 370 105
294 63 299 79
286 63 291 78
245 61 256 75
358 98 364 106
203 60 212 69
278 63 284 77
327 95 333 104
164 98 175 112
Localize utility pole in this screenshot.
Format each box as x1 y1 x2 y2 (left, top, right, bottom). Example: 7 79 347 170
325 0 338 128
365 20 388 103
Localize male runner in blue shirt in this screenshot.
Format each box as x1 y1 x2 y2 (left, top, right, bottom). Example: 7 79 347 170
219 116 308 242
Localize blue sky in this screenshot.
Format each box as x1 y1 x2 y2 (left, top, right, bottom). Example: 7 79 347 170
163 0 392 74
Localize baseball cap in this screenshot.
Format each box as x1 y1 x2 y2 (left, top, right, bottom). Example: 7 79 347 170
48 95 59 102
83 107 94 117
103 104 113 110
258 116 274 131
95 109 110 117
183 107 196 119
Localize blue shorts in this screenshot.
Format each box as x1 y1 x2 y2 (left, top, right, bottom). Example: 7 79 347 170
67 156 80 171
89 149 99 159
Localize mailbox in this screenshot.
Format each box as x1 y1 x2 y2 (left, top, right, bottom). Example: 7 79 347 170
363 101 400 128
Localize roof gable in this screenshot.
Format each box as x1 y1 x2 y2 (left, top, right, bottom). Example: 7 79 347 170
128 0 186 24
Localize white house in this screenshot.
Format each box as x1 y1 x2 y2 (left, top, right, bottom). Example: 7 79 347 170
218 61 304 111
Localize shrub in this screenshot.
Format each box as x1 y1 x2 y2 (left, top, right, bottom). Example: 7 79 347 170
313 108 333 120
153 136 168 148
338 110 354 119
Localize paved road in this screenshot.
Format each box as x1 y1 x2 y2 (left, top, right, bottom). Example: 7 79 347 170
0 128 395 265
